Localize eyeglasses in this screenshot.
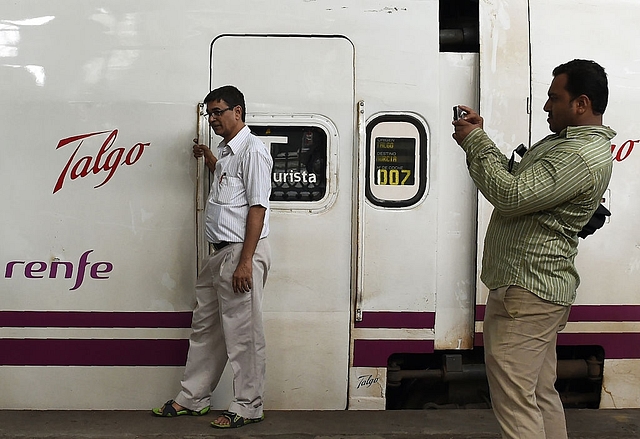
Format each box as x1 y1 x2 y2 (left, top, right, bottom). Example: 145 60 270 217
204 107 233 117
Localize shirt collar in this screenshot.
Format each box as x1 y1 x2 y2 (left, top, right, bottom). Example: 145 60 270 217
560 125 617 140
219 125 250 155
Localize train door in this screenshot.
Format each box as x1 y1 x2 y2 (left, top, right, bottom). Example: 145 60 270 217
208 35 355 409
475 0 532 307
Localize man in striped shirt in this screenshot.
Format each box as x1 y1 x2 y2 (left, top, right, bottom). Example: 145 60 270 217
452 60 615 439
153 85 273 429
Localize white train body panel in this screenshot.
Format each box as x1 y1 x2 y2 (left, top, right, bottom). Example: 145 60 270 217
0 0 638 410
478 0 640 409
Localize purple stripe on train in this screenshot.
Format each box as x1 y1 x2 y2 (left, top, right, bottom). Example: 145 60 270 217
352 333 640 367
473 332 640 360
1 308 639 366
475 305 640 322
353 340 435 367
0 311 193 328
355 312 435 329
0 339 188 366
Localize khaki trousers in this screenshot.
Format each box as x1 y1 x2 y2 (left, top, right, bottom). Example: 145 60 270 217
175 239 271 419
484 285 571 439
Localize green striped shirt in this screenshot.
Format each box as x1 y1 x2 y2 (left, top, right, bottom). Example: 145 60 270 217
460 125 615 305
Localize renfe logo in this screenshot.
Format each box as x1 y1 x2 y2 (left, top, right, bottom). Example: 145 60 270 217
54 130 150 194
4 250 113 291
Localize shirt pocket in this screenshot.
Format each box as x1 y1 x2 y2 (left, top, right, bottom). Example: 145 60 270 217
216 175 244 205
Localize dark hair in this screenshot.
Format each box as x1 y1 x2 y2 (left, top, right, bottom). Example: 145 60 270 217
552 59 608 115
203 85 246 122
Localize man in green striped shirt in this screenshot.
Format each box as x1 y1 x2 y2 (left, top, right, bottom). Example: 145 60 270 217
453 59 614 439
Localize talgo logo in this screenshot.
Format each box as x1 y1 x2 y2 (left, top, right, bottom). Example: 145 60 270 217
611 138 638 162
4 250 113 291
53 130 150 194
356 374 380 389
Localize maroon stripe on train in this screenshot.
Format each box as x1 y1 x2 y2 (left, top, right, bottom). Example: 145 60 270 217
0 311 192 328
0 339 189 366
474 332 640 359
475 305 640 322
354 312 435 329
353 340 434 367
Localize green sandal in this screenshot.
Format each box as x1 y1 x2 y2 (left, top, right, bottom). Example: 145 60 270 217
211 411 264 428
152 400 210 417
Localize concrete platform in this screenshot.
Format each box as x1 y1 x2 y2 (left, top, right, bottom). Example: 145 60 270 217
0 409 638 438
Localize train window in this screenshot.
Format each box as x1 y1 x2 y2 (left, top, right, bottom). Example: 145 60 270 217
250 125 327 202
245 113 342 213
365 114 429 208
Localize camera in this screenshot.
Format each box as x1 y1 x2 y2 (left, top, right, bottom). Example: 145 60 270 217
453 105 468 121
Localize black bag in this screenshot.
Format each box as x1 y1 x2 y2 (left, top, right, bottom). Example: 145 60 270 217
578 204 611 239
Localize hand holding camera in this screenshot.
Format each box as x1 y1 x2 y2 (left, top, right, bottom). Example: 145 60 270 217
452 105 483 145
453 105 468 121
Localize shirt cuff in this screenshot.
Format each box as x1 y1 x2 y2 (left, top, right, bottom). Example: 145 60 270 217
460 128 493 164
460 128 485 151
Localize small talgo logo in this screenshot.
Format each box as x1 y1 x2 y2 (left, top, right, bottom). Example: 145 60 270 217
357 374 379 389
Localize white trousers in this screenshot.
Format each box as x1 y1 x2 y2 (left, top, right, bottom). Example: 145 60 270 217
175 239 271 419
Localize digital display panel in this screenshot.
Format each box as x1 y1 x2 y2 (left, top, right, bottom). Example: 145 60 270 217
374 137 416 185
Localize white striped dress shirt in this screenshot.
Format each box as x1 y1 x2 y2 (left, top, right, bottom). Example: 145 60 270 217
205 125 273 244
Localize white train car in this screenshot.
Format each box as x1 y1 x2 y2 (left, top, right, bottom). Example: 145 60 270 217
472 0 640 410
0 0 638 411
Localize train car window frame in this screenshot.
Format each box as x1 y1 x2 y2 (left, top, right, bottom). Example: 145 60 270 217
247 113 339 213
365 113 429 208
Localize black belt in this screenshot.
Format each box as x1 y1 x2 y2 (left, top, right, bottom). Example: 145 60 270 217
212 241 231 251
